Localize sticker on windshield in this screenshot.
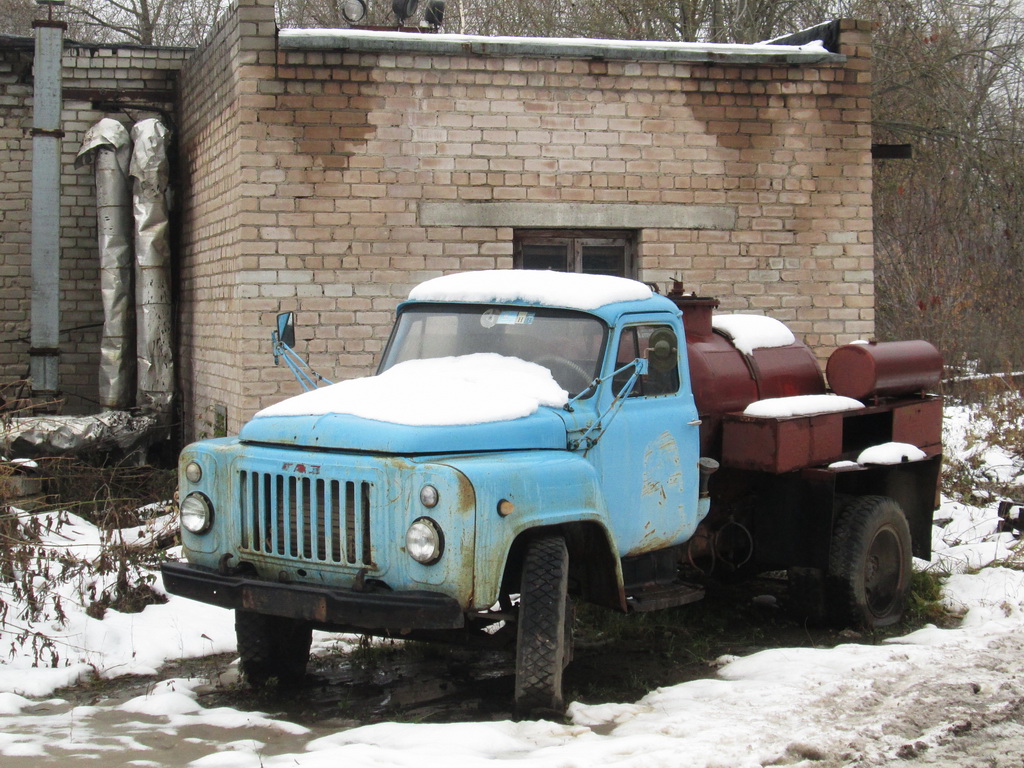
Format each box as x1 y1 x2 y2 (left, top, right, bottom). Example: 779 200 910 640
481 310 534 328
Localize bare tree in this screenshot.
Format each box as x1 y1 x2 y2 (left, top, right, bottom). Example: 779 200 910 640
0 0 38 36
65 0 229 46
848 0 1024 368
277 0 419 28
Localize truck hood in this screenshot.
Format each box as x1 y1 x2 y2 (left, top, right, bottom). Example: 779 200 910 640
238 408 569 454
240 353 574 453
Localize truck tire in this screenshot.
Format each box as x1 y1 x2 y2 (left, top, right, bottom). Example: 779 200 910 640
514 533 572 716
235 610 312 686
829 496 912 629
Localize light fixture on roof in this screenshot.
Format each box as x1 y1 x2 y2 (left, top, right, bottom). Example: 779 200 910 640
392 0 419 25
341 0 367 23
424 0 445 28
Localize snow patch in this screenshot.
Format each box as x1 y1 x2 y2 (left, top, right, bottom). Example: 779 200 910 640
743 394 863 418
712 314 796 354
407 269 652 310
857 442 927 465
254 353 568 425
279 28 829 57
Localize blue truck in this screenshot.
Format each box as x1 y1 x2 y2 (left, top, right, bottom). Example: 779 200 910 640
162 270 943 714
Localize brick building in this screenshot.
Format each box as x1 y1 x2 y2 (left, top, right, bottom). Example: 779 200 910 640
0 0 874 444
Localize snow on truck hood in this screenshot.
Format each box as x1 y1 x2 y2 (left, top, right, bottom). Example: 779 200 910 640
254 354 568 425
244 355 570 453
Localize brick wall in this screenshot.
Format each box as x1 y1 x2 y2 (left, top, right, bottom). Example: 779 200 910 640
177 0 283 438
2 0 875 441
0 37 188 413
178 5 872 438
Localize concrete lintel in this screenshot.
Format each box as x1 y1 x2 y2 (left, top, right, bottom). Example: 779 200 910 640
419 202 736 230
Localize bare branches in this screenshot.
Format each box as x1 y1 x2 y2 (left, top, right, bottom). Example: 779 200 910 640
61 0 229 46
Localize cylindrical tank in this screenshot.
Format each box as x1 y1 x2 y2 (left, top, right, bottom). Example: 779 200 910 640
669 288 826 458
826 340 943 401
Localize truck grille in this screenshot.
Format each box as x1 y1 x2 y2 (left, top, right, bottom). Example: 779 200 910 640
238 471 374 566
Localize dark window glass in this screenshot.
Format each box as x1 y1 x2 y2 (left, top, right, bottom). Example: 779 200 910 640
613 325 679 397
581 244 624 277
521 243 569 271
514 230 635 278
380 304 608 397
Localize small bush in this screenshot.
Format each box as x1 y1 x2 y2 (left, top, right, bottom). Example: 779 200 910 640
905 568 953 626
942 378 1024 504
1 457 175 666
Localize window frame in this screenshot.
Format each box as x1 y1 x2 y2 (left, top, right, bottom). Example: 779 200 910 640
612 323 680 398
513 229 637 279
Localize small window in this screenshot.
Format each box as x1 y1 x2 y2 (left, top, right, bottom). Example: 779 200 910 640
613 325 679 397
514 230 636 278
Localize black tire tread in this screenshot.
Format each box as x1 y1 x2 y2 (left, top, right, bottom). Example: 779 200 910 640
829 495 912 629
515 534 570 715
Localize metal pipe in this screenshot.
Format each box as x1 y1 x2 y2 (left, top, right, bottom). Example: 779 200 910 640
76 119 135 410
29 12 66 403
129 118 175 420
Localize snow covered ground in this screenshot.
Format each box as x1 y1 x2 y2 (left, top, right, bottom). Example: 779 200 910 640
1 405 1022 766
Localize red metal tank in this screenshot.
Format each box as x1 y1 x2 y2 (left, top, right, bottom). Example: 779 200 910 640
826 340 943 402
669 287 826 458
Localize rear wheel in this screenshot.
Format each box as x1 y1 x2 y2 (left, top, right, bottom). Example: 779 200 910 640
829 496 912 629
514 533 572 716
235 610 312 686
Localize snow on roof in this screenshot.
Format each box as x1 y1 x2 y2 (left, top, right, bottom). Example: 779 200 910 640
857 442 928 465
254 353 568 425
743 394 863 419
278 28 838 65
712 314 797 355
408 270 653 310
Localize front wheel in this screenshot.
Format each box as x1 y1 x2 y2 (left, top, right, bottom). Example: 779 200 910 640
514 533 572 716
828 496 912 629
235 610 312 686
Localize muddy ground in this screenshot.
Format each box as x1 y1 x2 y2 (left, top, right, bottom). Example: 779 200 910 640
62 575 909 726
19 574 1023 768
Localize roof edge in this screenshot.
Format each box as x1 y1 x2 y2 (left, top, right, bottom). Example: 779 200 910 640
762 20 843 54
278 28 846 66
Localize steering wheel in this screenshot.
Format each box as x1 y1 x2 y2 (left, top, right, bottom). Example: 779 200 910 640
535 355 594 394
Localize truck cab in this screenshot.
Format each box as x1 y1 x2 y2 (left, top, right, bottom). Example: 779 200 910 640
163 270 942 715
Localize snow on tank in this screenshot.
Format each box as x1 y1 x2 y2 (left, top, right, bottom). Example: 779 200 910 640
408 269 653 310
711 314 797 355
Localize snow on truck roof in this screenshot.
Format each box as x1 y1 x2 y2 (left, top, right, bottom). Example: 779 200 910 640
408 270 653 310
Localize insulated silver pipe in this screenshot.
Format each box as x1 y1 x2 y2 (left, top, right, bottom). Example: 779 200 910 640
76 119 134 410
130 118 175 420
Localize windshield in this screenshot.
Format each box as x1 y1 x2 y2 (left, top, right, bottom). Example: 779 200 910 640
379 305 608 397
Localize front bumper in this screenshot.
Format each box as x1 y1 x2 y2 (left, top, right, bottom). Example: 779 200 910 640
161 561 465 631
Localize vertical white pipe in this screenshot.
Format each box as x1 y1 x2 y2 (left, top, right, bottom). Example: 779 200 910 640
29 17 66 399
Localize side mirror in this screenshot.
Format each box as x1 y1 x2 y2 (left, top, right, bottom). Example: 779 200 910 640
276 312 296 349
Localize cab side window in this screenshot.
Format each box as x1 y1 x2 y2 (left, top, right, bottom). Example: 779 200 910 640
613 325 679 396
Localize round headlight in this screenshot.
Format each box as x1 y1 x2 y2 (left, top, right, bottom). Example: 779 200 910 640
406 517 443 564
180 492 213 534
419 484 439 508
184 461 203 483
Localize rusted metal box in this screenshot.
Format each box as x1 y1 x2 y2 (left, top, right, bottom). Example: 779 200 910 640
721 412 844 473
892 397 943 457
